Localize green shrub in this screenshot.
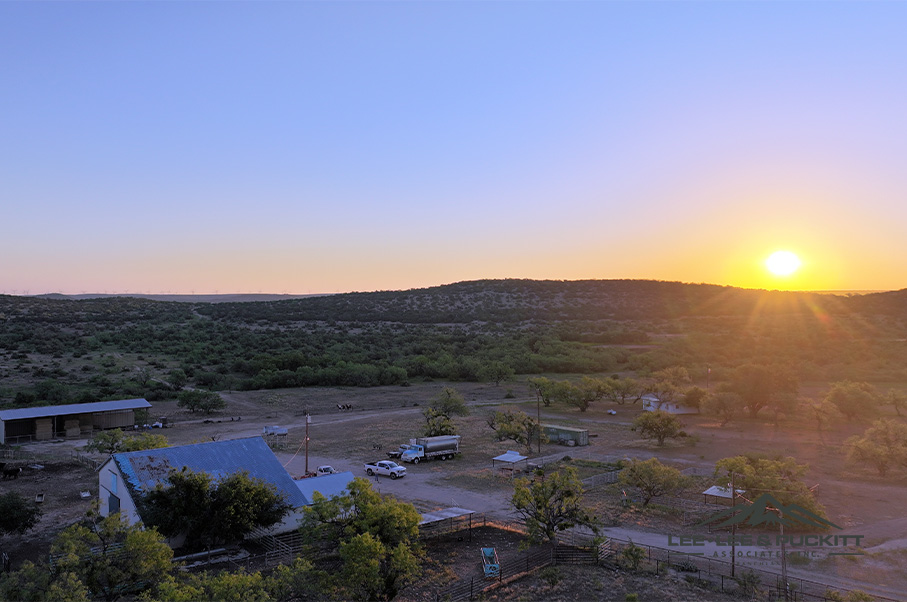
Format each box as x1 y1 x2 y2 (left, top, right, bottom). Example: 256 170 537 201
735 569 761 595
620 541 645 571
538 566 560 587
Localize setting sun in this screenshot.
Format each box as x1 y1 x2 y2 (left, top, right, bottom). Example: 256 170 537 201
765 250 802 277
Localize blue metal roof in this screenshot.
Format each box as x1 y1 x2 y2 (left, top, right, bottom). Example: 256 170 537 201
295 472 355 502
112 436 308 508
0 398 151 421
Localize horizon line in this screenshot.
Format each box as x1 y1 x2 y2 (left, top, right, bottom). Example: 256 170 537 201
0 280 896 298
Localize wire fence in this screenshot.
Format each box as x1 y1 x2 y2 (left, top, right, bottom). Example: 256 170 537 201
594 535 899 602
434 547 554 602
581 470 620 487
429 518 898 602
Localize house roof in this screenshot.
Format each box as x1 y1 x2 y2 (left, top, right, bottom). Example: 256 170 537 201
0 398 151 421
294 471 355 502
111 436 308 508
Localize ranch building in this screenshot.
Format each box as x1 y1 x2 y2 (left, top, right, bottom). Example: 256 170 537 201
0 398 152 444
98 436 353 545
541 423 589 446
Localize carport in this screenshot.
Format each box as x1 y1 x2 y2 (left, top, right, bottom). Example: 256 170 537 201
491 450 528 477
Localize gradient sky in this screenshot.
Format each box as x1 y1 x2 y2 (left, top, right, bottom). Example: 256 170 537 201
2 2 906 294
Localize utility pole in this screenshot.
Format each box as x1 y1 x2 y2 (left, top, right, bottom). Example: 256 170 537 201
537 389 542 454
779 508 789 602
305 412 311 475
731 471 736 578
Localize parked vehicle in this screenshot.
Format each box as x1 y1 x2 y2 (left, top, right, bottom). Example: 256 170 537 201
386 444 415 459
315 465 337 475
363 460 406 479
400 435 461 464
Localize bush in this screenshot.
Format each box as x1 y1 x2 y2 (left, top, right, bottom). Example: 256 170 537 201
539 566 561 587
620 541 645 571
0 492 42 536
735 569 761 595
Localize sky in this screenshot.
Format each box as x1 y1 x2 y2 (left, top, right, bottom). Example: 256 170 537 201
2 2 906 295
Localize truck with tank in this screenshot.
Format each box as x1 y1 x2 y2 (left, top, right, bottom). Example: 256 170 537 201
399 435 461 463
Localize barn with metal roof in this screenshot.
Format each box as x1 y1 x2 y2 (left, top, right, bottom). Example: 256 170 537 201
0 398 151 444
99 436 310 541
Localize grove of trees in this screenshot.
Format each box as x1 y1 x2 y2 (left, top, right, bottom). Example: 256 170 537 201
139 468 292 551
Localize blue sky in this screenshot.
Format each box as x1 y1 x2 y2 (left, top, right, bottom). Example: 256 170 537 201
2 2 906 293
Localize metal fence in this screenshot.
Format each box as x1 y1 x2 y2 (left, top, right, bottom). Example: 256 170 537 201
434 547 554 602
428 518 897 602
70 451 104 471
581 470 620 487
601 535 899 602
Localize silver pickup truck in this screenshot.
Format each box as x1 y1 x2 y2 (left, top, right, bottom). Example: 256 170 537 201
364 460 406 479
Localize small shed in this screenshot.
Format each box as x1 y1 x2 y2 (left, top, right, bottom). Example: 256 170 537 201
702 485 745 505
492 450 528 476
541 424 589 446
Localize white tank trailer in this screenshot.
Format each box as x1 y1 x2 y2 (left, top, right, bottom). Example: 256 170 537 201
399 435 461 463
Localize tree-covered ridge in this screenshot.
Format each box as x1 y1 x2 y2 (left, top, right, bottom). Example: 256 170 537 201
193 279 889 324
1 280 906 406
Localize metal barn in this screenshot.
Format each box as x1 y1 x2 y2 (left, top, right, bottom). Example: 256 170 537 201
0 398 151 444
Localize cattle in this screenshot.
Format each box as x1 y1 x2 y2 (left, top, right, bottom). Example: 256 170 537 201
2 467 22 480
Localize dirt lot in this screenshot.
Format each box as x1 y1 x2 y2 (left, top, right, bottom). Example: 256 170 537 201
2 381 905 599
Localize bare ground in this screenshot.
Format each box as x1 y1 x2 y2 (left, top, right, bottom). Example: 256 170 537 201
2 381 905 599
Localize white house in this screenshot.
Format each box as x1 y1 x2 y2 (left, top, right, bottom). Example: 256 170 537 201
641 394 700 415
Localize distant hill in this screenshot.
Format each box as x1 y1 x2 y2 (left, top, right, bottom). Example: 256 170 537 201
14 279 907 324
34 293 327 304
2 279 906 399
189 279 905 324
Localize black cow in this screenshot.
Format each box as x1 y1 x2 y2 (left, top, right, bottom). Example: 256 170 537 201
2 467 22 480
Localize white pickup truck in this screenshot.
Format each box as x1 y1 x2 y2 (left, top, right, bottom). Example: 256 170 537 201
364 460 406 479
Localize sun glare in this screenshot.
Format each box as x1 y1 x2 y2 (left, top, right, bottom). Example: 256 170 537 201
765 250 801 277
